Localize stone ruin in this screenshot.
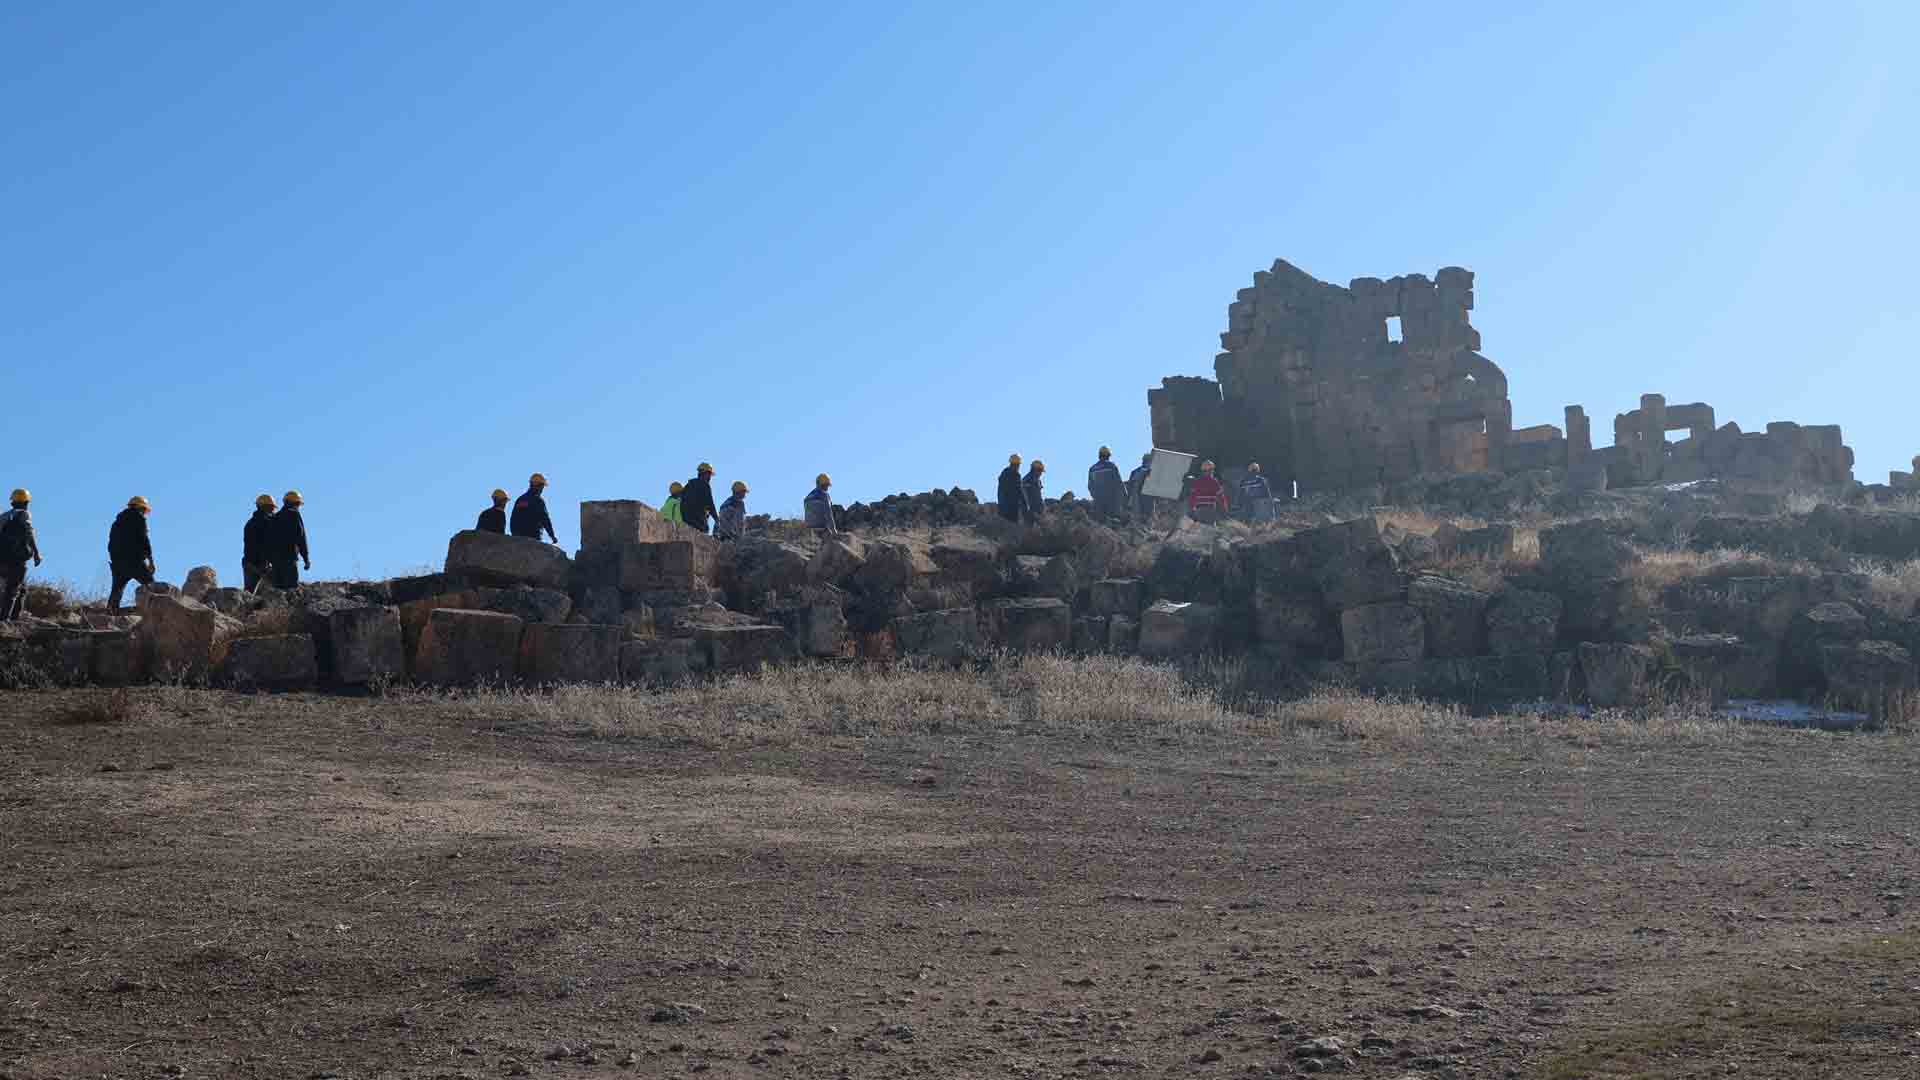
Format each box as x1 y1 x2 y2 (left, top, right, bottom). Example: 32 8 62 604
1152 258 1857 494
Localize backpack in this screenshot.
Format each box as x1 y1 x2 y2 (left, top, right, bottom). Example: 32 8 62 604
0 513 29 564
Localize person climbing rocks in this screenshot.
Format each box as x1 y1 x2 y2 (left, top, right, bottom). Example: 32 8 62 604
1187 460 1229 523
679 463 719 535
997 454 1027 523
476 489 509 534
243 494 276 592
1128 452 1155 519
0 488 43 621
717 480 749 541
1237 462 1275 523
661 482 685 525
1022 460 1047 520
1087 446 1124 518
804 474 837 533
269 490 311 589
107 496 156 612
510 473 559 544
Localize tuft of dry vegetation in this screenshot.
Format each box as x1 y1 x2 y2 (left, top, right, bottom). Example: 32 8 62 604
48 687 145 725
1854 556 1920 618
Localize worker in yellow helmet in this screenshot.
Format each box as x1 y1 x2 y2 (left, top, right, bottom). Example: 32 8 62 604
477 488 509 534
510 472 558 544
269 490 310 589
679 463 718 535
1087 446 1123 519
243 494 277 593
997 454 1027 522
716 480 749 541
804 473 837 533
0 488 42 621
1022 460 1048 520
660 482 685 526
107 495 157 612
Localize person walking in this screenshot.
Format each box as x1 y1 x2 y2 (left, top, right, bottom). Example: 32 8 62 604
1187 461 1229 523
1087 447 1124 518
107 496 156 612
804 473 837 533
1237 462 1275 523
0 489 43 621
510 473 559 544
996 454 1027 523
476 489 509 534
661 482 685 525
716 481 749 541
243 494 276 592
1128 452 1155 520
269 490 310 589
1022 460 1047 520
679 463 719 534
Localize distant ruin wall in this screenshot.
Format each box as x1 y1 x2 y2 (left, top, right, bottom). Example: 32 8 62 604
1153 258 1855 494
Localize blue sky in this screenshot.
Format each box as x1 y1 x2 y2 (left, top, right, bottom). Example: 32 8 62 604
3 2 1913 589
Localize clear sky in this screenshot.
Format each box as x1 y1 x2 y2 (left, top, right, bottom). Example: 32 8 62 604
3 2 1914 590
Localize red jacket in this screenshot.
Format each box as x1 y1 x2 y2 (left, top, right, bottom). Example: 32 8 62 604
1188 473 1229 511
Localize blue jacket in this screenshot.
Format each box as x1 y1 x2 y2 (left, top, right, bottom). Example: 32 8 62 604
1022 468 1045 517
717 493 747 539
1237 475 1273 502
803 487 836 531
1088 459 1124 512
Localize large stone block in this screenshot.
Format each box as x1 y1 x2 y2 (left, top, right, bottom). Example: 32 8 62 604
620 637 706 685
808 535 869 586
1139 600 1221 659
853 539 939 594
1072 616 1109 655
1107 615 1139 654
481 585 572 625
88 630 140 686
414 608 525 686
696 624 793 673
1578 642 1655 708
136 593 242 683
929 530 1006 594
1486 589 1562 655
1818 640 1916 712
1297 517 1405 609
619 539 719 592
1088 578 1145 617
1407 575 1489 659
1252 584 1335 656
519 623 622 684
399 590 485 664
1010 555 1077 599
1671 633 1776 702
219 634 318 690
182 566 219 601
445 530 572 590
789 602 848 658
1540 521 1635 582
893 608 980 662
579 500 683 552
729 539 813 600
985 597 1073 652
1790 601 1870 693
329 605 404 686
1340 602 1425 663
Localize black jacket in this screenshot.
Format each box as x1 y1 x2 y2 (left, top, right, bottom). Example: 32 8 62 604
509 489 556 541
996 466 1026 521
679 476 717 527
243 509 275 565
477 506 507 534
272 506 309 564
1022 468 1045 518
107 508 153 568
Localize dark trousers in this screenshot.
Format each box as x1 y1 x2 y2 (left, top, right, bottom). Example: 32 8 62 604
243 561 270 592
0 561 25 620
109 562 155 610
270 559 300 589
685 516 709 535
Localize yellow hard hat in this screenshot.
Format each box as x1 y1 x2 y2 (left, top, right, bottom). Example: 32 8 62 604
1248 462 1262 474
731 480 748 494
283 490 305 506
529 472 548 486
816 472 832 487
1098 446 1112 458
8 489 28 505
491 488 509 501
697 462 714 475
255 493 276 510
128 496 151 512
1009 453 1022 466
670 481 684 495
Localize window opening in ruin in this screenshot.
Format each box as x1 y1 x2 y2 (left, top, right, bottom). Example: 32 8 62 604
1385 316 1402 343
1463 373 1476 383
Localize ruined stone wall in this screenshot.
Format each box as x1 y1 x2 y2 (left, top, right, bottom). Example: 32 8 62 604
1151 259 1512 494
1593 394 1854 489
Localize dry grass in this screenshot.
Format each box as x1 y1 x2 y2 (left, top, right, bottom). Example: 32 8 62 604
48 687 145 725
1853 556 1920 618
1627 545 1809 590
22 579 99 618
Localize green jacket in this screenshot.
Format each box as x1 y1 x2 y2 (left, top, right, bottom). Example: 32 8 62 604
661 496 684 525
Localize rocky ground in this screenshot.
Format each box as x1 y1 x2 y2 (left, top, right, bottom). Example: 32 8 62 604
3 678 1918 1079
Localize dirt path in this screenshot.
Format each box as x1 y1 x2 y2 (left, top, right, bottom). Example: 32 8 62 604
3 688 1917 1079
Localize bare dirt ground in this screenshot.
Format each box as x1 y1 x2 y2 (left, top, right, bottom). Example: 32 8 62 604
3 681 1918 1079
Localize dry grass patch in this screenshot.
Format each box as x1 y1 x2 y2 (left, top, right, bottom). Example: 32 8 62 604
1853 556 1920 618
48 688 146 726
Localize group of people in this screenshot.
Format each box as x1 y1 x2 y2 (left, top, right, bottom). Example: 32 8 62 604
0 487 312 620
470 466 840 550
994 449 1281 525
